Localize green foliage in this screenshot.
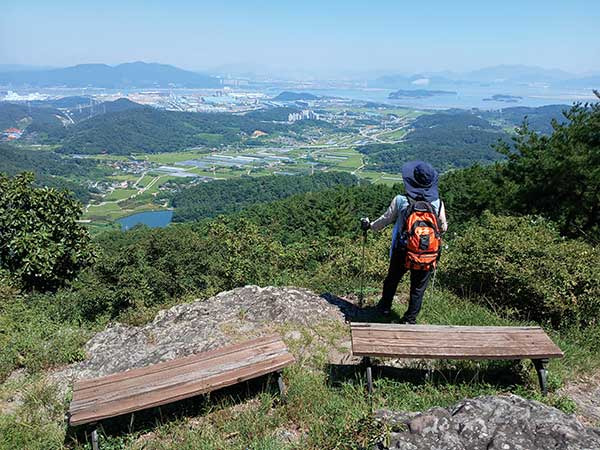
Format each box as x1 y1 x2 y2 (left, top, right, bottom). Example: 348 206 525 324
55 107 336 155
172 172 358 223
496 102 600 236
441 212 600 327
358 112 508 172
0 172 95 291
232 182 399 244
0 143 106 203
438 163 508 227
56 220 286 322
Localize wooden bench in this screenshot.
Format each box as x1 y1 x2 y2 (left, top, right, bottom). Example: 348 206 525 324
68 334 295 449
350 323 563 395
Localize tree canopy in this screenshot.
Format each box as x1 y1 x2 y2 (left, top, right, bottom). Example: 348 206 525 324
0 173 95 291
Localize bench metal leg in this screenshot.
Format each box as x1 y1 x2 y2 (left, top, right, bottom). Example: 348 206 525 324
364 357 373 394
533 359 549 396
277 371 287 403
91 425 99 450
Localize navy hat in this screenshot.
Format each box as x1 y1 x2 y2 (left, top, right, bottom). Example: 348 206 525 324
402 160 439 202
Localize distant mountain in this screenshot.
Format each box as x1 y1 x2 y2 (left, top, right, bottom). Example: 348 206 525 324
0 62 221 88
273 91 319 101
389 89 456 99
371 65 595 89
463 65 573 83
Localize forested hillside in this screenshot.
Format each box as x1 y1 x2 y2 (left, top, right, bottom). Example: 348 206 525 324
482 104 569 134
358 111 508 171
0 102 67 141
171 171 359 222
55 106 333 154
0 143 106 202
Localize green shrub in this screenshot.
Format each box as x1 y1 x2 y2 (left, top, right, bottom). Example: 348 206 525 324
440 212 600 327
0 172 95 292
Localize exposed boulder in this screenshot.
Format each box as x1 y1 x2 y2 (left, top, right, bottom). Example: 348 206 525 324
375 394 600 450
51 286 348 387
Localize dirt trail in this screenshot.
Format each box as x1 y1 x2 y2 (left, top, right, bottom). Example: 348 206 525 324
561 374 600 426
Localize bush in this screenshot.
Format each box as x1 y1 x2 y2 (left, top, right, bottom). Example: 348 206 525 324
55 219 288 322
0 172 95 291
440 212 600 327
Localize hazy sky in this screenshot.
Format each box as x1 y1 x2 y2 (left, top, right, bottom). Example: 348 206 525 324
2 0 599 75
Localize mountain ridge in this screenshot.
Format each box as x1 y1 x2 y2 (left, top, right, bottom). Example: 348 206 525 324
0 61 221 88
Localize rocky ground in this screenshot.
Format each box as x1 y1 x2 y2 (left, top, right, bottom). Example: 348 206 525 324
5 285 600 449
51 285 357 387
375 394 600 450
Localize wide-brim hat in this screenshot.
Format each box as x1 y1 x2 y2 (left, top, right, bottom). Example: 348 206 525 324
402 160 439 202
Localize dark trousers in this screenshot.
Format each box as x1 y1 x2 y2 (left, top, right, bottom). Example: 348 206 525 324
380 248 432 323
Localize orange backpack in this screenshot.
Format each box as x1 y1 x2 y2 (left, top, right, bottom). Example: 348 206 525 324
402 200 442 271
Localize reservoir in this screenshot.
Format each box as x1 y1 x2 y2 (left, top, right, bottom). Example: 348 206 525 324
118 210 173 230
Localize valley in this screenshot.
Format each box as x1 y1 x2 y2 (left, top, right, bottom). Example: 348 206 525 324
0 93 570 231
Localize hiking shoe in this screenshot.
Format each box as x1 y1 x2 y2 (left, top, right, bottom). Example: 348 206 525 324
375 302 391 315
399 317 417 325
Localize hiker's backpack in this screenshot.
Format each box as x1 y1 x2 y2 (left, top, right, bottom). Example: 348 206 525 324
401 200 442 271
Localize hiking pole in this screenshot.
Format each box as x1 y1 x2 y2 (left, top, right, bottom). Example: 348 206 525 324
359 218 370 308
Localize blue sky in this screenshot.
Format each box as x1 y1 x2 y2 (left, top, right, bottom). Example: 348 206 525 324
1 0 599 74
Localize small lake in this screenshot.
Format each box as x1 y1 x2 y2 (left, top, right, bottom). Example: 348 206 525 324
118 210 173 231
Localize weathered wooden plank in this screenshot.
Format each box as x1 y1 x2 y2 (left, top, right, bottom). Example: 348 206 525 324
70 343 288 411
352 331 551 344
74 334 282 392
72 339 286 403
351 323 542 332
350 323 563 360
352 349 562 360
353 343 561 355
354 339 556 353
69 352 294 426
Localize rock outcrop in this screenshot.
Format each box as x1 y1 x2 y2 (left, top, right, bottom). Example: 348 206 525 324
375 394 600 450
53 285 348 385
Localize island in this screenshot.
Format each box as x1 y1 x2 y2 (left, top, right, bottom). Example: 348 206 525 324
483 94 523 103
273 91 319 101
388 89 457 99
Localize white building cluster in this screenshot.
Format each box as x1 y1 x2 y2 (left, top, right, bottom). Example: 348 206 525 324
288 109 319 122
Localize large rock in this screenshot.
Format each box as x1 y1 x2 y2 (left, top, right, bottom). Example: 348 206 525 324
375 394 600 450
52 285 347 385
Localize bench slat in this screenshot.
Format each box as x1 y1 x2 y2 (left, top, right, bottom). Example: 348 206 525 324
350 323 563 360
69 335 294 426
354 330 551 343
72 339 286 403
74 334 282 392
351 323 542 332
70 353 294 426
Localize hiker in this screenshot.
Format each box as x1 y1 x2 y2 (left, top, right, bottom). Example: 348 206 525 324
361 161 447 323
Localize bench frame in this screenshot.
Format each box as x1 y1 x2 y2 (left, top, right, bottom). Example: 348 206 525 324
362 356 550 395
